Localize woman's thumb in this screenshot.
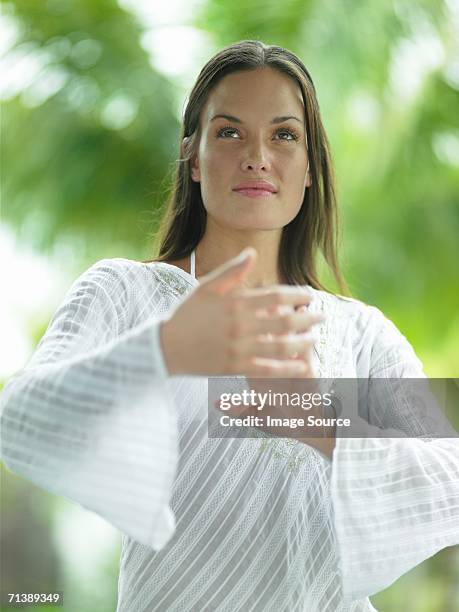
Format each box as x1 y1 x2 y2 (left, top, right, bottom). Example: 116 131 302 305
201 248 256 294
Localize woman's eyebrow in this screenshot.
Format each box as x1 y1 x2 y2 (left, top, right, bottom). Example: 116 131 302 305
210 113 303 124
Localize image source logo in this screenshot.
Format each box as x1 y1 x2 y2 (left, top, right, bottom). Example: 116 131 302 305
208 378 459 440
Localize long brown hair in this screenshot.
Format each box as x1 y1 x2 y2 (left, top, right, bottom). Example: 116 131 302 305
146 40 350 295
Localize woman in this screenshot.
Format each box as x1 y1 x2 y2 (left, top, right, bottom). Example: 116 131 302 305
1 41 458 612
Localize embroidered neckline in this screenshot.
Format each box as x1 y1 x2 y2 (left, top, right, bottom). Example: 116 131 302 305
145 262 198 297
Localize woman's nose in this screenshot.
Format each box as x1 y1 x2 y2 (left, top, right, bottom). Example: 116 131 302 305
241 141 271 172
242 159 269 172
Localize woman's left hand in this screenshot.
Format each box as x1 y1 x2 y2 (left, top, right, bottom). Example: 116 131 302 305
214 303 337 455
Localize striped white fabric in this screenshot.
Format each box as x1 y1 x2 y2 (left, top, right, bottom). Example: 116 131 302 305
1 257 458 611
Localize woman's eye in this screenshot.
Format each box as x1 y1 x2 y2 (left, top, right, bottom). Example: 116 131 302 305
217 127 239 138
277 129 299 141
216 126 299 141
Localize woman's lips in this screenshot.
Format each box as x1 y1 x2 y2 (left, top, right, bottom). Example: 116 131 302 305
233 188 276 198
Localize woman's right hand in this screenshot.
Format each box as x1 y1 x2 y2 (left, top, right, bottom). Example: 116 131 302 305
160 248 325 377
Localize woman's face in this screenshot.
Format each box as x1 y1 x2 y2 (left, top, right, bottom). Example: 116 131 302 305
189 67 311 232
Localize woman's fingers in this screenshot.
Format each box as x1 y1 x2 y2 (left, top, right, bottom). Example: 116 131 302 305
230 286 313 313
251 333 315 359
245 357 311 377
252 310 325 336
164 265 323 376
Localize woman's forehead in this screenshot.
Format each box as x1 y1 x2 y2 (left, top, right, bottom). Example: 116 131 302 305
201 68 305 123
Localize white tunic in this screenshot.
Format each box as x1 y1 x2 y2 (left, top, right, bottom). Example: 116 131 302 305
1 255 458 612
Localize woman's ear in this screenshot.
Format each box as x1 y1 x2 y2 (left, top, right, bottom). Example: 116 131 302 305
190 155 200 182
181 137 200 182
180 137 189 160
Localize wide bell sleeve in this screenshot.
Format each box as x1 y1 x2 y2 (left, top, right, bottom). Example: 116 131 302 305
0 259 179 550
330 306 459 603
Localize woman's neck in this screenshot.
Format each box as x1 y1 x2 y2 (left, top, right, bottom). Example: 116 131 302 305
195 234 283 288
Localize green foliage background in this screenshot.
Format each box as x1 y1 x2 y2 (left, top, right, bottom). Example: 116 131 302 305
1 0 458 610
